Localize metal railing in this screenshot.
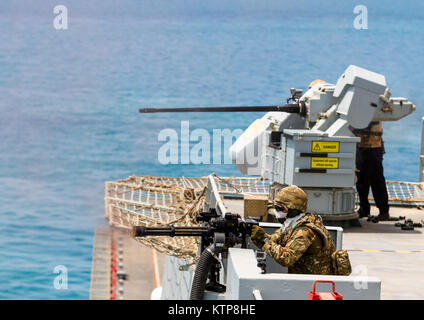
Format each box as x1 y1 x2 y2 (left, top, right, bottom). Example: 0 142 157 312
420 117 424 182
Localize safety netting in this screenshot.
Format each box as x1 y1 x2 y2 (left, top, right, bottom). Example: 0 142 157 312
104 174 269 261
368 181 424 207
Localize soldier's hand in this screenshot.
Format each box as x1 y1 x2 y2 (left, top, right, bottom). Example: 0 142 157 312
250 225 266 243
270 232 280 243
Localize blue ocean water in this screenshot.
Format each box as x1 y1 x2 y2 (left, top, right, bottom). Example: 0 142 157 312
0 0 423 299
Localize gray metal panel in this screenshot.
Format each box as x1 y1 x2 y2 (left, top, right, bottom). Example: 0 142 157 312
160 255 194 300
337 86 379 128
302 187 356 215
333 66 387 129
333 65 386 97
281 131 358 188
226 248 381 300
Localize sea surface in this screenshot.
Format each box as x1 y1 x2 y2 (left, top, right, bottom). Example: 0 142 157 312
0 0 423 299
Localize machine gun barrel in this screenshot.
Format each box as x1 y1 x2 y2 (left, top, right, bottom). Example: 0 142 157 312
132 225 209 237
139 103 304 114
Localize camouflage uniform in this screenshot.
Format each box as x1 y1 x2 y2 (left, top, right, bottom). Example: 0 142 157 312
262 213 336 275
252 185 337 275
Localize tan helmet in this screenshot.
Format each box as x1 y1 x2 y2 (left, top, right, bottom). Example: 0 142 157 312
274 185 308 212
308 79 326 89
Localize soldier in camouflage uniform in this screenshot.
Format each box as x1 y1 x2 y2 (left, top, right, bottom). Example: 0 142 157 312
250 185 340 275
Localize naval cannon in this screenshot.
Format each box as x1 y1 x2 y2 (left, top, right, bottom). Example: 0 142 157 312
139 65 416 223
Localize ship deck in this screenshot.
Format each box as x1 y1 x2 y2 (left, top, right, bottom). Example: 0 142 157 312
90 205 424 300
344 206 424 299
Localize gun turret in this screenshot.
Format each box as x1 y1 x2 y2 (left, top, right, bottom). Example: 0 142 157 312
137 65 416 223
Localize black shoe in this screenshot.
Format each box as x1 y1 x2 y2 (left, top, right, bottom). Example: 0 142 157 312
375 212 390 222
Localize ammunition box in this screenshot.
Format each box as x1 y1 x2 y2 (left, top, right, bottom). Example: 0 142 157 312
244 194 268 218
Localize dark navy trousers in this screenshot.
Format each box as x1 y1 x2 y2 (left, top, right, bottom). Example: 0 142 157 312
355 147 390 215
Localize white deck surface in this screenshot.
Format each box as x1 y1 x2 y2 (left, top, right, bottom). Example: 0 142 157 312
344 206 424 300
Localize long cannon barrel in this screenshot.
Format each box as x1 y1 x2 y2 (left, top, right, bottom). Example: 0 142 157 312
139 103 306 115
132 225 209 237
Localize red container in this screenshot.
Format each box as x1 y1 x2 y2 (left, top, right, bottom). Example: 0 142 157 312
308 280 343 300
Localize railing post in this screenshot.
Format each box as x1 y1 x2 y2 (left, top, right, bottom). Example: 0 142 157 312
419 117 424 182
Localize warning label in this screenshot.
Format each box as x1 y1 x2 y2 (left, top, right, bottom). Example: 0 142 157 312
311 141 340 153
311 157 339 169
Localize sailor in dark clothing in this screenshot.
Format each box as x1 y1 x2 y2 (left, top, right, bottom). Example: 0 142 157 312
353 121 390 221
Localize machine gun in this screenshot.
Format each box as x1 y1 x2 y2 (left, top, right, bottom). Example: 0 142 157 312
132 209 258 300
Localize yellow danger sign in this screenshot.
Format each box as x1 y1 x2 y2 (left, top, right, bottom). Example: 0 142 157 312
311 141 340 153
311 157 339 169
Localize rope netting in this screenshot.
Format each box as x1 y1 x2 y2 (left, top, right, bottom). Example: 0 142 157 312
105 174 424 260
105 175 269 261
367 181 424 206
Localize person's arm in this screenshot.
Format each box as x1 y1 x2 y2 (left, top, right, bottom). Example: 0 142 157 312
262 227 317 267
268 228 282 241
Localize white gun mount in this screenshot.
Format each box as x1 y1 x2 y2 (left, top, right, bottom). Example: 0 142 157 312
306 65 415 134
139 65 415 221
229 65 415 221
